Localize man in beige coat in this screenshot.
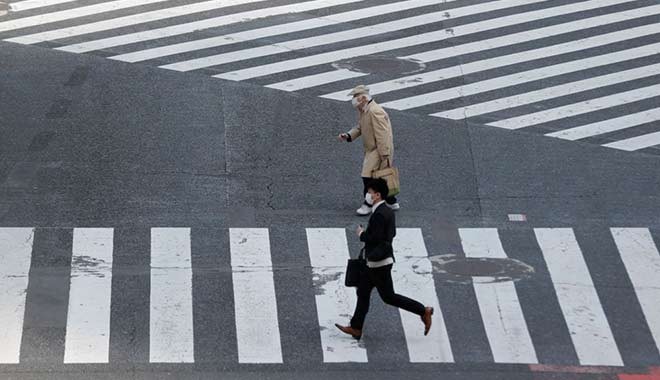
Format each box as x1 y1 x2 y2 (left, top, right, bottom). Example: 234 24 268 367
338 85 399 216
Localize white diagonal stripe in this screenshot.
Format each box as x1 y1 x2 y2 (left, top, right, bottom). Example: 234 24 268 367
611 228 660 353
392 228 453 363
306 228 367 363
546 108 660 140
534 228 623 366
0 0 168 33
51 0 359 53
64 228 113 364
432 63 660 119
164 0 517 72
381 41 660 111
230 228 283 363
489 83 660 130
7 0 268 45
150 228 194 363
604 130 660 151
8 0 78 12
459 228 537 364
112 0 445 63
267 69 367 92
0 228 34 364
213 0 559 81
320 1 657 100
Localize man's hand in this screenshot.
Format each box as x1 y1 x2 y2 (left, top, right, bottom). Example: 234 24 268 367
356 225 364 237
338 133 349 142
379 156 391 169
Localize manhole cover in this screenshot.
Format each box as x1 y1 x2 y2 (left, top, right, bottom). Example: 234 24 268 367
333 56 425 76
428 255 535 284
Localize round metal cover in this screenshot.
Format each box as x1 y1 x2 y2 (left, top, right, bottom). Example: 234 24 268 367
427 254 535 284
332 56 426 76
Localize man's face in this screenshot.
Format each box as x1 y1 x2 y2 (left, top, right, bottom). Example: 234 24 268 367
352 94 367 111
368 189 381 203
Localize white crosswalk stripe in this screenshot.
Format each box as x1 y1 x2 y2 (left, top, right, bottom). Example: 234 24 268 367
459 228 537 364
64 228 114 363
1 0 659 149
0 225 657 366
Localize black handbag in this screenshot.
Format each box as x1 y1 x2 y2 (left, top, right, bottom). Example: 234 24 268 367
345 256 366 287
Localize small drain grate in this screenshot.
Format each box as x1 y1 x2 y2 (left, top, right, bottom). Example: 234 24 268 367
333 56 425 76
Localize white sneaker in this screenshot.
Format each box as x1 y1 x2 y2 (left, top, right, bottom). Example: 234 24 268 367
388 202 400 211
356 204 372 216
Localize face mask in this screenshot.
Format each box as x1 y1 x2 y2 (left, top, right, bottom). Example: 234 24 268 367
351 97 360 108
365 192 373 205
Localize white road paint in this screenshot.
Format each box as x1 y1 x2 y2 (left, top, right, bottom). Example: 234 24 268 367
213 0 554 81
112 0 446 63
383 41 660 111
611 228 660 353
7 0 78 12
306 228 367 363
0 228 34 364
489 83 660 130
546 108 660 141
458 228 537 364
321 2 658 100
164 0 515 72
392 228 453 363
603 130 660 151
8 0 268 45
150 228 194 363
534 228 623 366
0 0 169 33
230 228 283 363
64 228 114 364
432 63 660 120
51 0 358 53
267 69 368 92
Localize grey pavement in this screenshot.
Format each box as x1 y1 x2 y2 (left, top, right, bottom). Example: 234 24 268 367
1 25 660 380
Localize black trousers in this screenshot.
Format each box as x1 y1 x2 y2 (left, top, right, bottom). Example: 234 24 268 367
350 264 425 330
362 177 397 205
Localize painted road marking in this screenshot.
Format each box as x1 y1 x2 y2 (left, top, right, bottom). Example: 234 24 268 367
535 228 623 366
50 0 359 53
150 228 194 363
490 83 660 130
7 0 268 45
111 0 445 63
459 228 538 364
0 228 34 363
230 228 283 363
603 131 660 152
546 108 660 141
64 228 113 363
611 228 660 354
213 0 552 81
432 63 660 120
392 228 454 362
0 0 169 33
306 228 367 363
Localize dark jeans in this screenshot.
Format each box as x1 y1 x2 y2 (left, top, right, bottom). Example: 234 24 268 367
350 264 425 330
362 177 397 205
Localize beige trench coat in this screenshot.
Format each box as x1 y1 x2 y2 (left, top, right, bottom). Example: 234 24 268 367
347 100 394 178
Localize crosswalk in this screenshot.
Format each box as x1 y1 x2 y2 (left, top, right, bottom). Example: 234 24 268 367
0 226 659 366
1 0 659 153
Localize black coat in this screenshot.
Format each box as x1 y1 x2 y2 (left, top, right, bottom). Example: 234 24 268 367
360 203 396 261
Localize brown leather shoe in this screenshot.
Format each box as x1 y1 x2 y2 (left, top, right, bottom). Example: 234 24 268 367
422 307 434 336
335 323 362 340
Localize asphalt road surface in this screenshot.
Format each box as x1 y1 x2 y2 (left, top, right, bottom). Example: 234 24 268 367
1 1 660 379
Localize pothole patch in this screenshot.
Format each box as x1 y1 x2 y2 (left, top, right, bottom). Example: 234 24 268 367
332 56 425 76
428 254 535 284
